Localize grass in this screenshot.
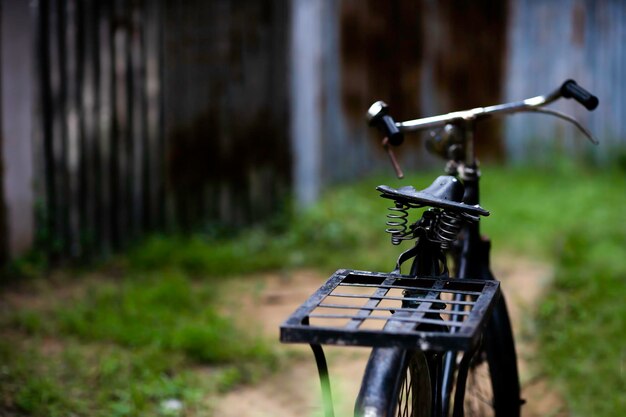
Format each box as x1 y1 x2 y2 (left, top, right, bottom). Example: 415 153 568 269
0 270 281 416
1 161 625 416
0 338 202 417
536 229 626 415
482 163 626 416
124 161 624 272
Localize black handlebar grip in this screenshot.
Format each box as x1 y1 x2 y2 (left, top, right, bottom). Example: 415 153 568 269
367 101 404 146
380 115 403 146
560 79 599 111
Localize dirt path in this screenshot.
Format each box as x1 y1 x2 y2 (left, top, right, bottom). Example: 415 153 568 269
214 257 566 417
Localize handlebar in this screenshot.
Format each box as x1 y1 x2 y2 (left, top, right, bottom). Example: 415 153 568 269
367 79 599 145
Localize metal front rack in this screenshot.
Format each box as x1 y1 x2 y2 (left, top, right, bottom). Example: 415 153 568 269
280 269 500 352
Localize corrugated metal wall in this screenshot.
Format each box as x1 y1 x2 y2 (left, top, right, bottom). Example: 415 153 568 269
293 0 623 207
291 0 509 206
5 0 623 262
505 0 625 161
162 0 291 230
29 0 291 260
33 0 165 259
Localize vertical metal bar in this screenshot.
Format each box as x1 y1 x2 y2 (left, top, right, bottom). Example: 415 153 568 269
155 0 165 229
0 0 37 259
143 0 162 230
429 352 444 417
310 344 335 417
129 0 144 238
463 120 476 168
81 0 99 254
64 0 81 257
120 0 132 245
110 0 124 248
52 0 70 256
113 0 129 247
75 0 91 256
345 276 394 330
440 293 466 417
290 0 323 207
34 0 56 259
98 0 113 254
137 0 150 233
451 344 480 417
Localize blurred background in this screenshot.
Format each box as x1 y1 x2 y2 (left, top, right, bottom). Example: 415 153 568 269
1 0 624 261
0 1 625 417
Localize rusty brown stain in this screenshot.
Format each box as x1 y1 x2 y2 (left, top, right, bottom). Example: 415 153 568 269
432 0 508 161
340 0 508 161
571 1 586 46
167 109 290 230
164 0 291 230
340 0 423 123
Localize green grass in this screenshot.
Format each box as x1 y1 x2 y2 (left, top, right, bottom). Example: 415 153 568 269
122 173 428 276
0 270 281 416
0 339 202 417
482 164 626 416
7 272 276 365
536 230 626 416
124 162 625 272
53 272 272 363
480 163 626 257
2 162 625 416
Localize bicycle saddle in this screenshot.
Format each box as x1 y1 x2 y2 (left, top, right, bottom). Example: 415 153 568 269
377 175 489 216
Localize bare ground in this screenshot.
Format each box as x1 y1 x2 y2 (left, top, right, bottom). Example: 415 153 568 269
213 256 568 417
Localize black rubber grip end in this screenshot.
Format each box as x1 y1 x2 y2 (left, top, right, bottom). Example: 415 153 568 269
560 79 599 111
367 101 404 145
381 115 404 146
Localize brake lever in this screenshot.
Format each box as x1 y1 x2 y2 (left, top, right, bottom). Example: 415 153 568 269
382 137 405 179
521 108 599 145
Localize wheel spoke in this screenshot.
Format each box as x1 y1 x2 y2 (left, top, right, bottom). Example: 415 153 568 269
459 354 495 417
394 353 430 417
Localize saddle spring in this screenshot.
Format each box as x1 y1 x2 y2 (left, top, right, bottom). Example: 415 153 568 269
385 201 411 245
431 210 464 249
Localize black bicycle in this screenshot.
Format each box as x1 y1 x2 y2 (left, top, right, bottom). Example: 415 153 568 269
281 79 599 417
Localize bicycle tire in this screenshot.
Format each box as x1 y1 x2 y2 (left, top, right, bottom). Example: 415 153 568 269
354 296 520 417
354 348 432 417
463 294 521 417
450 233 521 416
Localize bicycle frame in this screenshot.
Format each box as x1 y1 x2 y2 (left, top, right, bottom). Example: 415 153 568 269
394 113 522 417
368 81 596 417
291 79 597 417
408 125 497 417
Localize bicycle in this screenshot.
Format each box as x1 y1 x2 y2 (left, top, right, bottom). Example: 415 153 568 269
280 79 599 417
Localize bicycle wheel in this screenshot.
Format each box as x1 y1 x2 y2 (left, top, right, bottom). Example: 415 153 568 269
354 298 519 417
355 348 432 417
456 295 521 417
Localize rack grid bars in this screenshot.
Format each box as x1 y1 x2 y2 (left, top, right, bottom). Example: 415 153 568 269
280 269 500 352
